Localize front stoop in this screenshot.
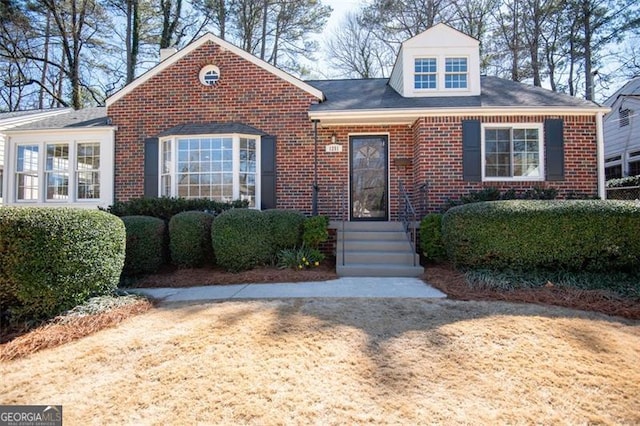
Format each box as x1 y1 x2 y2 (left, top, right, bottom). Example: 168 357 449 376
335 221 424 277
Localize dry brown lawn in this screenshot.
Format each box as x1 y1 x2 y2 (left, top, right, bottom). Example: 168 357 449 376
2 298 639 425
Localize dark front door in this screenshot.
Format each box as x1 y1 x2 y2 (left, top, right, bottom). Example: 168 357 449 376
350 135 388 221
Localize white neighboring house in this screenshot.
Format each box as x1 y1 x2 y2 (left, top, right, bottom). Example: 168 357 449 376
603 76 640 180
0 108 73 203
1 107 116 208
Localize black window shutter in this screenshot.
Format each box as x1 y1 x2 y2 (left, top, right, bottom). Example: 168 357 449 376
545 119 564 181
144 137 159 198
462 120 482 181
261 135 277 210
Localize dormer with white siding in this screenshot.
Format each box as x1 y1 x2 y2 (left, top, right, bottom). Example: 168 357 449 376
389 23 481 98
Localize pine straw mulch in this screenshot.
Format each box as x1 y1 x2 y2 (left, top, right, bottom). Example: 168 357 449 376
0 298 153 361
131 262 338 288
425 264 640 320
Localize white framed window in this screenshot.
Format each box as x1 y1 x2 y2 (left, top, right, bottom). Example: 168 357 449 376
199 65 220 86
628 150 640 177
160 134 260 208
414 58 437 89
445 57 468 89
15 141 102 203
482 124 544 181
605 154 623 180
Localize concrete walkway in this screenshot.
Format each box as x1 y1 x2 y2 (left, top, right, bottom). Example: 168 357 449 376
131 277 447 303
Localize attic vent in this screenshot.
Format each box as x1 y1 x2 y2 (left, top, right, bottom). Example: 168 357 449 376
620 108 630 127
199 65 220 86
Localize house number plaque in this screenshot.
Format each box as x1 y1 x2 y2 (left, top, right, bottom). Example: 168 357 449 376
325 144 343 153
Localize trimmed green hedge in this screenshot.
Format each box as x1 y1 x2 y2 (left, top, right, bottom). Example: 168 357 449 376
419 213 446 262
102 197 249 222
0 207 125 322
263 209 306 256
442 200 640 273
211 209 271 272
122 216 166 276
169 211 215 267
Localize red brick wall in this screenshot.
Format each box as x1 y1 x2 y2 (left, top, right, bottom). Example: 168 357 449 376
108 41 319 205
412 115 599 214
108 41 599 219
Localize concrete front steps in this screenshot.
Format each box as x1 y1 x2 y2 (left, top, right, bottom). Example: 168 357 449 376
335 221 424 277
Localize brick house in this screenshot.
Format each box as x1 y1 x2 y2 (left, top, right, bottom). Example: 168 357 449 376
1 24 608 275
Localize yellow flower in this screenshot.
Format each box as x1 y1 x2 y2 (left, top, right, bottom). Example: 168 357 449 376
298 265 303 269
305 261 310 266
302 257 307 262
314 261 320 266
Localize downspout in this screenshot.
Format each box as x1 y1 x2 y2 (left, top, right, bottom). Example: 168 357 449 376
596 111 605 199
312 119 319 215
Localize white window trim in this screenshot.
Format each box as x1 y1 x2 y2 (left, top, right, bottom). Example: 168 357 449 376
413 54 471 94
12 139 104 204
414 57 438 90
481 123 545 182
159 133 261 209
199 65 221 86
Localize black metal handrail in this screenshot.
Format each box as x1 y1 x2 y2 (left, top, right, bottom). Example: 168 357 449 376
398 179 417 266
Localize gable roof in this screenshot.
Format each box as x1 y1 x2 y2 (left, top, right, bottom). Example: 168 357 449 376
603 76 640 108
402 23 479 48
105 33 324 107
307 76 608 124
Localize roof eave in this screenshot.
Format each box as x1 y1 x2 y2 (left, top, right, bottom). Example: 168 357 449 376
5 126 117 135
308 106 611 126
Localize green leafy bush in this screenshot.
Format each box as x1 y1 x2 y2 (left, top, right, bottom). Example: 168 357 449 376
211 209 271 272
0 207 125 323
277 245 325 270
302 215 329 248
121 216 166 276
169 211 215 267
419 214 447 262
102 197 248 222
263 209 306 256
442 200 640 273
444 186 559 211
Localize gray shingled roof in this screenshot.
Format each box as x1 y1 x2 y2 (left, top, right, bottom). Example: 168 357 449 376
306 76 599 111
0 108 67 121
157 122 268 137
8 107 109 130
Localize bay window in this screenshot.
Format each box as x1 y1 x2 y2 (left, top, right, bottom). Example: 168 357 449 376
482 124 544 180
160 134 260 207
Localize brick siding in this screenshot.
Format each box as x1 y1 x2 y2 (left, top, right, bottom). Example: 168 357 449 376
108 41 599 220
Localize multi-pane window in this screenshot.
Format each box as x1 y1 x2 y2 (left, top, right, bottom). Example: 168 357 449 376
414 58 437 89
239 138 257 204
15 142 101 202
16 145 39 200
161 134 259 207
628 151 640 176
445 57 468 89
484 126 542 179
605 155 623 180
77 143 100 199
46 144 69 200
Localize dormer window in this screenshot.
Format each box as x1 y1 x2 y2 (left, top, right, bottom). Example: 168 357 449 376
445 58 468 89
414 58 437 89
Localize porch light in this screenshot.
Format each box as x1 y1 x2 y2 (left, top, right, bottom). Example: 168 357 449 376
331 132 337 144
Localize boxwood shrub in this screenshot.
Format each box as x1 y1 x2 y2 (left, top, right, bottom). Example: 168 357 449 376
103 196 249 222
262 209 306 256
419 213 447 262
211 209 271 272
442 200 640 273
169 211 215 267
0 207 125 322
121 216 166 276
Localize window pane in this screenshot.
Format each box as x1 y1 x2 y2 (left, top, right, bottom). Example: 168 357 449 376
176 137 234 200
415 74 436 89
77 171 100 199
415 58 436 73
47 172 69 200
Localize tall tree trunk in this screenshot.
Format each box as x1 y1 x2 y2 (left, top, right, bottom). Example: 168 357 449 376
582 0 593 100
39 10 51 109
